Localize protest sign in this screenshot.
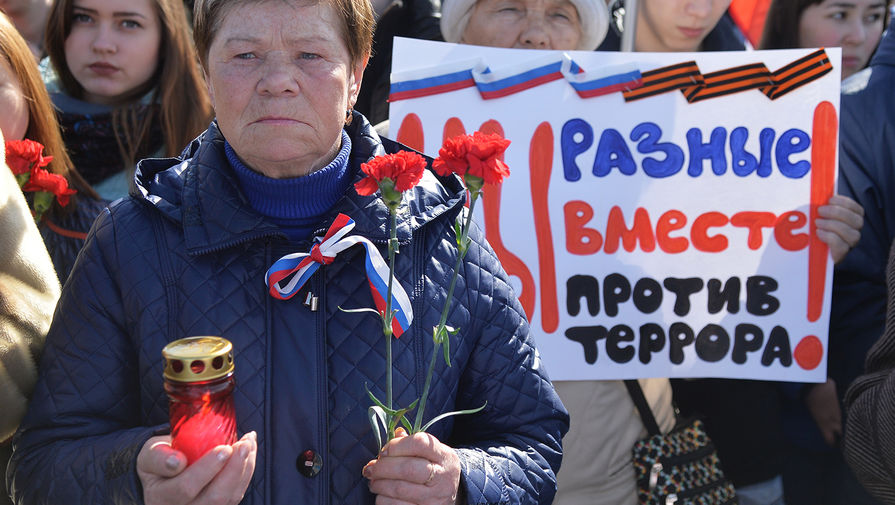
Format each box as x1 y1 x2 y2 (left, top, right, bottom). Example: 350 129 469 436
388 38 841 382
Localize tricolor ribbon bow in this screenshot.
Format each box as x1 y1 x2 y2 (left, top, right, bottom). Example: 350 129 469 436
265 213 413 337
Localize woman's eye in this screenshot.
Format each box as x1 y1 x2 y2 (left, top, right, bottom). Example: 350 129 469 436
72 13 92 24
551 11 571 20
829 11 847 21
866 12 883 23
236 52 256 60
121 19 142 29
299 53 320 60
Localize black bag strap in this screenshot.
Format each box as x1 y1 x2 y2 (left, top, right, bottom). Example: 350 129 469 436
623 380 661 437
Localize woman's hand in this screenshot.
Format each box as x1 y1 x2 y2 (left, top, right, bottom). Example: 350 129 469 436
816 195 864 263
364 428 461 505
137 432 257 505
804 378 842 447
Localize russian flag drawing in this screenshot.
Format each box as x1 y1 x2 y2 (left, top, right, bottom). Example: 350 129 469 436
389 58 481 102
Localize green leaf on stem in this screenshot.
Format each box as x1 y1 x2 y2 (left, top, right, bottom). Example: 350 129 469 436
419 402 487 433
454 218 463 248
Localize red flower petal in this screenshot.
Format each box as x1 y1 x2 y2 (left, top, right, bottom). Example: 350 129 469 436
357 151 427 195
433 132 510 185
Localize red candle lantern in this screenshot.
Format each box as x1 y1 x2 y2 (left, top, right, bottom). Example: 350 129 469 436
162 336 237 465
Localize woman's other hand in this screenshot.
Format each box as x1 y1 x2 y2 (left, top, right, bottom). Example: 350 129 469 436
816 194 864 263
364 428 462 504
137 431 257 505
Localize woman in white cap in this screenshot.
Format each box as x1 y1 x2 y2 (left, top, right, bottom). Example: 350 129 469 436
440 0 608 50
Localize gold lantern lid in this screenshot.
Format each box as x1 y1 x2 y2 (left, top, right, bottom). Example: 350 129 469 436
162 336 234 383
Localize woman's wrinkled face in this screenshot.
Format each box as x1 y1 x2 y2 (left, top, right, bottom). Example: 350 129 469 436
461 0 582 50
205 0 365 178
0 56 28 141
64 0 162 105
798 0 886 79
637 0 731 52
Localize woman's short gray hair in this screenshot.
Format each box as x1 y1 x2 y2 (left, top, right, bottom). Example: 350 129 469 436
193 0 374 69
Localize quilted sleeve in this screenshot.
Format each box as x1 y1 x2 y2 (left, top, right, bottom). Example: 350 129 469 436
448 221 569 505
7 208 160 505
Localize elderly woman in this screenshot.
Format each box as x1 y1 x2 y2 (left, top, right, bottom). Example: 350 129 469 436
6 0 569 503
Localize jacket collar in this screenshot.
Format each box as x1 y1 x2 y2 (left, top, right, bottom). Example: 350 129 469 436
134 114 465 255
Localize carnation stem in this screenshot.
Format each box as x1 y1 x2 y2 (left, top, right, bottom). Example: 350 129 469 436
384 207 398 440
412 190 479 433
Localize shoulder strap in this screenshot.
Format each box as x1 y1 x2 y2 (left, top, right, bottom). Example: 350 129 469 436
623 380 661 436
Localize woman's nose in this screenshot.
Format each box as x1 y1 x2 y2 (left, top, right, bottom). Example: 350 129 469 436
519 16 550 48
842 20 869 46
257 57 298 96
684 0 713 19
91 26 116 54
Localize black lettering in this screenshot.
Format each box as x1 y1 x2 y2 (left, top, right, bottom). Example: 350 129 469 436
669 322 695 365
761 326 792 366
566 275 599 316
565 326 608 364
732 324 764 364
603 273 631 317
663 278 704 316
633 277 663 314
607 325 636 363
707 277 740 314
695 324 730 362
746 276 780 316
639 323 665 364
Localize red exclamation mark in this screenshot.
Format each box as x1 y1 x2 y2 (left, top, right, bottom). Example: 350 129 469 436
478 120 536 320
807 101 836 322
530 122 558 333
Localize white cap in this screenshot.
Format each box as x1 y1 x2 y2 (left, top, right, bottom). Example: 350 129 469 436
440 0 609 51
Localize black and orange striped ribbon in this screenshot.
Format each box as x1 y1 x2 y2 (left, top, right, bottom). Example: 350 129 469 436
681 62 773 103
622 61 703 101
622 49 833 103
760 49 833 100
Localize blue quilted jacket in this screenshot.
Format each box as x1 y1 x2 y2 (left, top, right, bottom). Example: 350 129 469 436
8 115 569 505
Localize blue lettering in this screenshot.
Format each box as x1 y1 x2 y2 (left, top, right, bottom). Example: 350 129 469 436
632 122 684 178
775 129 811 179
561 118 593 182
687 127 727 176
594 128 636 176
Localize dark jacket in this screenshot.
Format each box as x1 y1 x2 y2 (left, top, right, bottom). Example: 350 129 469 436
845 240 895 504
39 196 110 284
842 28 895 503
353 0 442 126
8 114 569 504
783 27 895 453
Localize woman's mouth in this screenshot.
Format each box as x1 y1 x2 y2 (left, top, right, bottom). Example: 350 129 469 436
88 62 119 76
678 27 705 39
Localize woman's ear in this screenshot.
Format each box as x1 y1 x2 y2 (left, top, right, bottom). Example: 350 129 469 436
347 55 369 108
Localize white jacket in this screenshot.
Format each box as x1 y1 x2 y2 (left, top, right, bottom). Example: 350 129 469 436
0 130 60 442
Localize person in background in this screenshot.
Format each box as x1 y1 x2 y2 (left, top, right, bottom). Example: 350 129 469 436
42 0 212 202
760 0 888 80
0 127 60 505
840 25 895 505
0 11 99 283
0 0 52 58
352 0 442 126
598 0 745 52
759 3 887 505
7 0 570 503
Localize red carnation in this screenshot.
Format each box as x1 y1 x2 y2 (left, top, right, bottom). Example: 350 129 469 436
433 132 510 185
24 167 76 207
6 139 52 176
356 151 427 196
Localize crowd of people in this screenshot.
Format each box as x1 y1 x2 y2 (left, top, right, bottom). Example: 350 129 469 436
1 0 894 504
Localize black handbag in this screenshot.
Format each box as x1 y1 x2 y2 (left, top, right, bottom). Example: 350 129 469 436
623 380 738 505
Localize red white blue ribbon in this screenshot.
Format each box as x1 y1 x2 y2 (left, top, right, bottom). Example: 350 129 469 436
265 213 413 337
